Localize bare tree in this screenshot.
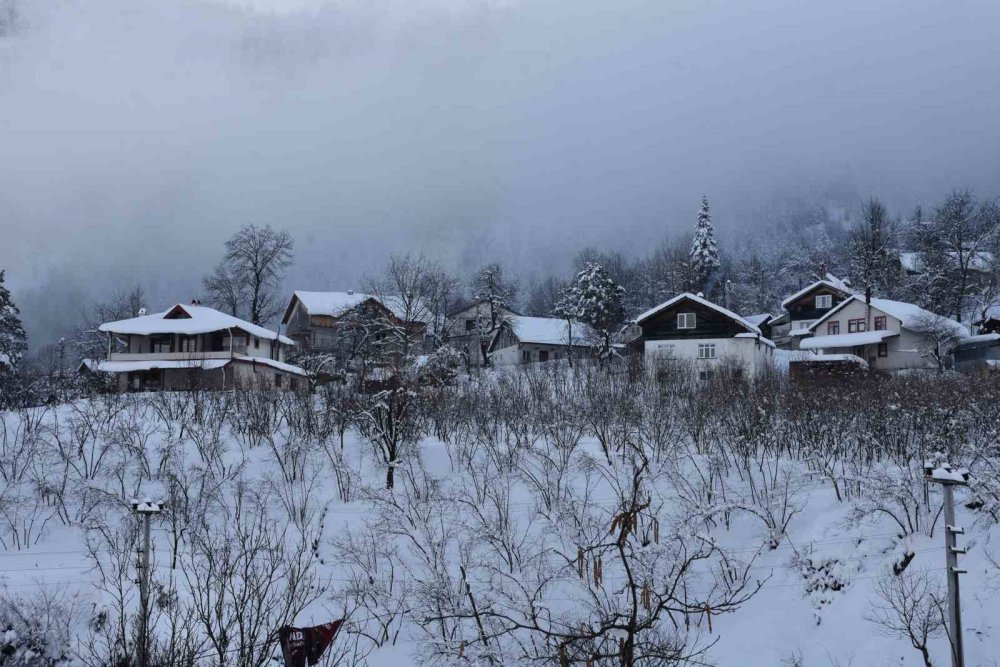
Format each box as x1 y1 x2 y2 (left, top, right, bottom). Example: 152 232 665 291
851 198 897 329
203 224 294 325
865 569 947 667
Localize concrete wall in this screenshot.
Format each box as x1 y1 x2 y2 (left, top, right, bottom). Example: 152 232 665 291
489 342 588 367
643 336 774 377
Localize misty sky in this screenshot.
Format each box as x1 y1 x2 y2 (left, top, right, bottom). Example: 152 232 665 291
3 0 1000 347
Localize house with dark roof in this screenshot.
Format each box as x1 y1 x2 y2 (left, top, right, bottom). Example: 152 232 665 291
770 275 853 349
281 290 426 353
631 293 775 380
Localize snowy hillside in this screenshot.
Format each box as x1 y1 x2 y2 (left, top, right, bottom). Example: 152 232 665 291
1 368 999 666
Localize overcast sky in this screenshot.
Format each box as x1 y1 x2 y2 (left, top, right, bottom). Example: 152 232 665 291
3 0 1000 346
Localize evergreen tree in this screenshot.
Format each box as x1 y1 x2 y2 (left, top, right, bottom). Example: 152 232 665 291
0 270 27 369
689 196 720 293
563 263 625 361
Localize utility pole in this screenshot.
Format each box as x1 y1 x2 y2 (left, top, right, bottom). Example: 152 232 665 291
132 499 163 667
924 462 969 667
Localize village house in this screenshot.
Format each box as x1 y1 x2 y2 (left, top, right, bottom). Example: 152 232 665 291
281 290 427 353
631 292 775 380
446 300 521 366
487 315 593 366
952 333 1000 373
91 302 308 391
769 275 853 349
796 296 967 371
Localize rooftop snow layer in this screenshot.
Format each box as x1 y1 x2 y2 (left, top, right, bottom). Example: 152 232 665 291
799 330 897 350
288 291 372 318
780 276 852 309
90 359 231 373
507 316 593 346
100 304 294 344
635 293 762 334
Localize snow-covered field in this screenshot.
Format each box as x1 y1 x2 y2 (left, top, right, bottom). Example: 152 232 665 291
1 369 999 666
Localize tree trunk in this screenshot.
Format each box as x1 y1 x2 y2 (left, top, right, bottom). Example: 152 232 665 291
386 464 395 490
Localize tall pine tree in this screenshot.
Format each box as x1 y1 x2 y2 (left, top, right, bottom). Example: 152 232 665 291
563 263 625 362
0 270 27 369
689 196 721 294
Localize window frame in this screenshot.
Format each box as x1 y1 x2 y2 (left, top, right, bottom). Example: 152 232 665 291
815 294 833 309
874 316 887 331
697 343 717 360
521 350 531 363
677 312 697 330
827 321 840 335
848 318 867 333
877 342 888 357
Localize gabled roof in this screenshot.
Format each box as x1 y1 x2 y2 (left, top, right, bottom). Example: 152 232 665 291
283 290 430 325
744 313 774 328
805 296 969 337
501 315 594 346
780 274 852 310
283 291 372 323
100 304 294 344
635 292 763 335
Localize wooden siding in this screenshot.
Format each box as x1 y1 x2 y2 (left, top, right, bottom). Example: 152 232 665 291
786 286 849 322
639 298 745 340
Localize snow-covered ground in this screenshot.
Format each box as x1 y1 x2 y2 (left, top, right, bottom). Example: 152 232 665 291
1 373 998 665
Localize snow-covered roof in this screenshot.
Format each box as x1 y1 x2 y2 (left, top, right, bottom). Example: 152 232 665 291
284 290 429 324
953 333 1000 351
89 359 231 373
506 316 593 346
86 355 309 377
900 251 993 274
799 330 898 350
780 275 852 310
806 296 969 338
744 313 773 328
100 304 295 345
285 291 371 321
232 354 310 377
635 293 762 335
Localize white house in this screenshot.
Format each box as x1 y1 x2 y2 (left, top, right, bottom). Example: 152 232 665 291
487 315 593 366
92 302 308 391
632 293 775 379
797 296 968 371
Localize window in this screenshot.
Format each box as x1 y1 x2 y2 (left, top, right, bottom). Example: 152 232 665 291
815 294 833 309
677 313 696 329
878 343 888 357
465 319 476 332
150 335 172 353
848 318 867 333
290 378 299 390
521 350 531 363
697 343 717 359
827 321 840 335
656 344 676 359
538 350 550 362
698 369 714 381
874 316 886 331
179 336 197 353
254 337 260 349
274 373 283 388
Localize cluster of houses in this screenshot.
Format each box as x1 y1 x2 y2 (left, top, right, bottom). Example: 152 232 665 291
83 276 996 392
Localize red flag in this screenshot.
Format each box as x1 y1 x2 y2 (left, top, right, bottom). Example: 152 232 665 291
279 620 345 667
